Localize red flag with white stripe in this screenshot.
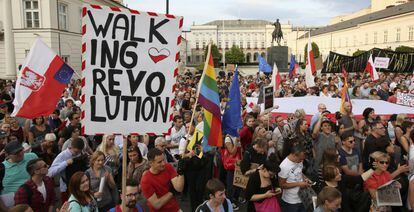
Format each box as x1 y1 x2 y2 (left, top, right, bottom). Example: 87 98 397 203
365 54 379 82
307 35 316 75
271 63 281 94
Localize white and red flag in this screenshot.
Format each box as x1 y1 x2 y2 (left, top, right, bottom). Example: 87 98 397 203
365 54 379 82
271 63 281 94
307 35 316 75
12 38 74 118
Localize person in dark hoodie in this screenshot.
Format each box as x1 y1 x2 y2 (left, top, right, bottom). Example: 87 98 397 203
240 139 267 176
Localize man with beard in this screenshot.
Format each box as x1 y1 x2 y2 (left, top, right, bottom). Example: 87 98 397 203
109 179 148 212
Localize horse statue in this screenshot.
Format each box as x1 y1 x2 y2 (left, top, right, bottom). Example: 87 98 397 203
272 19 283 46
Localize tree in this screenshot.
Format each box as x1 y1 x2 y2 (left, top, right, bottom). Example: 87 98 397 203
203 44 222 66
225 45 245 64
395 45 414 53
304 42 320 62
352 49 366 56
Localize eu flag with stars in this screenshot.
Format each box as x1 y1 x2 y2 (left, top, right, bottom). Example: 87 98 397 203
258 55 272 73
54 63 74 84
222 68 243 137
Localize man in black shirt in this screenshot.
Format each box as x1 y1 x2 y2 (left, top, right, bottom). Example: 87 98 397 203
362 121 390 170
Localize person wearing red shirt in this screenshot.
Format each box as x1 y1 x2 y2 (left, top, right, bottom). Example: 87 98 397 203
239 115 255 152
141 148 184 212
14 159 55 212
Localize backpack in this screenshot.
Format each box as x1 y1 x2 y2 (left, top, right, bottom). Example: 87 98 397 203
195 199 229 212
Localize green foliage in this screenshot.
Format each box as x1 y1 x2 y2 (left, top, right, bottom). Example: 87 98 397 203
395 45 414 53
304 42 320 61
225 45 245 64
352 49 366 56
203 44 222 66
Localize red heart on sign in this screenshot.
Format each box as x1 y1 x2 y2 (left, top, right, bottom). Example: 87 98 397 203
148 47 170 63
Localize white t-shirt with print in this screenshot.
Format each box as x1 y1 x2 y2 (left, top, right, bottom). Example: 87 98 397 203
278 157 304 204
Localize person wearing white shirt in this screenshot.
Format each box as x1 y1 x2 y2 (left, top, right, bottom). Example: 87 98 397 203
170 115 186 156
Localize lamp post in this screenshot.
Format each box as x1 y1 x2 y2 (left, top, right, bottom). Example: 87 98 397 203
166 0 169 14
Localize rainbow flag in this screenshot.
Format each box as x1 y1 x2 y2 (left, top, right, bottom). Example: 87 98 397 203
340 65 352 113
198 45 223 149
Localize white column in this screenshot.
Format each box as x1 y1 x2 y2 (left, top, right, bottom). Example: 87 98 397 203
4 0 17 79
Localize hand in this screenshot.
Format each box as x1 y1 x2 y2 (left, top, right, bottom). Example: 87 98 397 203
397 164 409 173
66 159 73 165
177 158 187 175
104 171 110 178
298 181 310 188
264 190 277 198
56 201 69 212
94 191 103 198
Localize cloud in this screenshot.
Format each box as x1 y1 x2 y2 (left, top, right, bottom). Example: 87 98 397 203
124 0 371 28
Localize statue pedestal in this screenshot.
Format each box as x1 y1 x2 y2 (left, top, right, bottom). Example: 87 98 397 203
267 46 288 72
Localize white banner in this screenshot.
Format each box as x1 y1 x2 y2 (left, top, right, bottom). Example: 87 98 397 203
396 92 414 107
82 4 183 134
374 57 390 69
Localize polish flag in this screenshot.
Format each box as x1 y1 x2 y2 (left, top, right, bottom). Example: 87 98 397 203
271 63 281 95
365 54 379 82
12 38 74 118
307 35 316 75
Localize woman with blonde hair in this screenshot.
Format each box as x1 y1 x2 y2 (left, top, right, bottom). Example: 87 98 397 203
96 134 120 176
85 151 117 211
365 151 408 211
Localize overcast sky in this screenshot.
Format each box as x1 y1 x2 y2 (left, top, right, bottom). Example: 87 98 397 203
124 0 371 29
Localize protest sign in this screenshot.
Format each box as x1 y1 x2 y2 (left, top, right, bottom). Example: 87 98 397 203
264 86 274 110
81 4 183 134
374 57 390 69
233 162 259 189
396 92 414 107
376 180 402 207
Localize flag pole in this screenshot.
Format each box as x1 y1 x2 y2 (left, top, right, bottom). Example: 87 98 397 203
188 43 212 131
121 135 127 211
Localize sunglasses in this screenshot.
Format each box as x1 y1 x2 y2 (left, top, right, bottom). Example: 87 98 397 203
379 161 389 165
348 139 355 143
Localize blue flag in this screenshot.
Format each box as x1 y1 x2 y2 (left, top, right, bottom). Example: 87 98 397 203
289 54 298 78
222 68 243 137
258 55 272 73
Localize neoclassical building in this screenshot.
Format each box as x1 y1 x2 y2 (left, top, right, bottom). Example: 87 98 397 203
294 0 414 62
0 0 124 79
183 20 311 66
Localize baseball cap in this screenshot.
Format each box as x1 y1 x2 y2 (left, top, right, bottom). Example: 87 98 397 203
5 141 23 154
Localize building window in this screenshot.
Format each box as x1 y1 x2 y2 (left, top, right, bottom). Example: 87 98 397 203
61 55 69 63
232 41 236 47
202 42 206 49
187 56 191 63
24 0 40 28
195 55 200 62
225 42 229 49
239 41 243 49
247 42 250 49
384 30 388 43
195 42 199 50
218 41 222 49
365 33 368 45
58 3 68 30
396 28 401 42
373 32 377 44
254 42 258 49
409 26 414 41
261 42 265 49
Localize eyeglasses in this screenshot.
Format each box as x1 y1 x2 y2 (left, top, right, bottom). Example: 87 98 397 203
379 161 389 165
348 139 355 143
125 192 139 198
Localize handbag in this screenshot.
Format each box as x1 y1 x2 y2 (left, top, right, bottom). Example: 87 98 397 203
254 196 281 212
298 186 317 212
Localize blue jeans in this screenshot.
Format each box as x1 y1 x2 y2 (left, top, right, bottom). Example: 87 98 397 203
280 199 306 212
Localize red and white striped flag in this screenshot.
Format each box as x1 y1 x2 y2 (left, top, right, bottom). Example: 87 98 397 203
307 35 316 75
271 63 281 94
365 54 379 82
12 38 74 118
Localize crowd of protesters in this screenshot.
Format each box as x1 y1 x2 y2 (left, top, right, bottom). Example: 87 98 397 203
0 69 412 212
